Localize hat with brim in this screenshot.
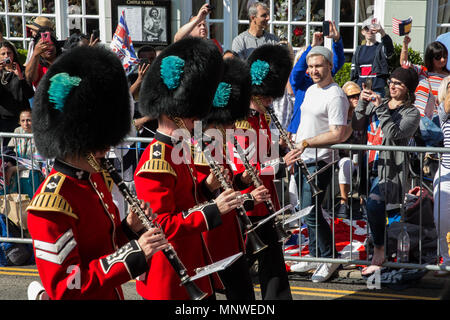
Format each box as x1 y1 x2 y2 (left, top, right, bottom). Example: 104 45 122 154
32 46 132 159
26 16 54 31
342 81 361 96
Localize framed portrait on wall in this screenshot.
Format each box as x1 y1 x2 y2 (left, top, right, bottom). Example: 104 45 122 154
111 0 171 46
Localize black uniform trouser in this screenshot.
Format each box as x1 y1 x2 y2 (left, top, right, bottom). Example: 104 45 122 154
246 216 292 300
217 254 255 300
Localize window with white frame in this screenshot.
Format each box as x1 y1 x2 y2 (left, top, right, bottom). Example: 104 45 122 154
236 0 373 57
66 0 99 36
0 0 56 49
436 0 449 37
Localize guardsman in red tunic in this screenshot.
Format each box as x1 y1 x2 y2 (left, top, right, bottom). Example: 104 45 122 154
134 37 244 300
193 57 272 300
26 46 168 300
230 44 303 300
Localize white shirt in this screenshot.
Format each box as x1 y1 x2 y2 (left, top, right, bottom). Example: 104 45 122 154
295 82 349 163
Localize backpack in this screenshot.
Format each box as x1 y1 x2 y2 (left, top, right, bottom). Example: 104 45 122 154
0 214 33 266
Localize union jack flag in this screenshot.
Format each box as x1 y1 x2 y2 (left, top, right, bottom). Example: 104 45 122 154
110 11 139 74
366 114 383 167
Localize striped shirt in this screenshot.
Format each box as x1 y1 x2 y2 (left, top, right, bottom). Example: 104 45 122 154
438 103 450 169
412 64 446 117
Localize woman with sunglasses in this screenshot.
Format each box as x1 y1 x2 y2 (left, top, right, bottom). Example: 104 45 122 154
352 66 420 276
401 36 449 125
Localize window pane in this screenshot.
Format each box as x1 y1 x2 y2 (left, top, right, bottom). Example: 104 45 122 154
437 0 450 32
238 0 249 20
275 1 288 22
8 0 22 13
310 0 325 22
291 25 306 47
209 0 223 20
358 0 374 22
11 40 24 49
0 1 4 12
273 24 287 41
340 26 354 50
85 18 98 36
9 16 23 37
340 0 355 23
209 22 223 46
24 0 38 13
86 0 98 15
0 16 5 34
292 0 307 22
437 27 450 38
238 23 248 34
42 0 55 14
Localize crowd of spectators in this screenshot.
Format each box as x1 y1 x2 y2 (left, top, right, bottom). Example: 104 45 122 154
0 1 450 284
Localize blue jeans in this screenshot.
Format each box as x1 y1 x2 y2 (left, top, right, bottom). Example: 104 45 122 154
365 177 387 247
294 161 336 258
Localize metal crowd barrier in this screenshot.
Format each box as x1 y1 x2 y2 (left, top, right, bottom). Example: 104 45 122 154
1 132 449 273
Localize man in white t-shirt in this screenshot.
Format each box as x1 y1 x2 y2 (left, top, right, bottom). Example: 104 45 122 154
293 46 349 283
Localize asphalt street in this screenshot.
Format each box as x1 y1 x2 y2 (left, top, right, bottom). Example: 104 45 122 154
0 264 448 301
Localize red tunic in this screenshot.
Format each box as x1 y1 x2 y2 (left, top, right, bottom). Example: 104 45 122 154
27 159 148 300
134 131 223 300
192 144 245 264
231 110 284 217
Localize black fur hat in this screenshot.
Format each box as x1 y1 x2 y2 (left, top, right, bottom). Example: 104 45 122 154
138 37 224 120
247 44 292 99
32 45 132 159
202 58 251 125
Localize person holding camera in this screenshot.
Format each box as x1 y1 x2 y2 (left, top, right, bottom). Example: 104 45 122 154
25 30 62 88
174 3 223 53
0 41 34 141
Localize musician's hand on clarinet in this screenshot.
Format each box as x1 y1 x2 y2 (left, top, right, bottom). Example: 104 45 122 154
283 148 303 167
126 201 155 234
214 189 244 215
205 166 231 192
250 185 271 205
138 227 170 260
240 170 253 186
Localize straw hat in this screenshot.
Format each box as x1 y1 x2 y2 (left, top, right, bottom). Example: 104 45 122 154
342 81 361 96
26 16 54 31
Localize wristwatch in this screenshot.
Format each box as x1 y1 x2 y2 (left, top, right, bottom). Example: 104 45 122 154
302 140 309 149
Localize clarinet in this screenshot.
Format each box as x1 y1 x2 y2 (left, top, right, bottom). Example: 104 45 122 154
100 158 207 300
197 138 267 255
233 137 291 242
265 106 323 197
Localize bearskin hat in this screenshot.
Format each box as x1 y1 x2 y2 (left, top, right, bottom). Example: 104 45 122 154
202 57 252 125
138 37 224 120
32 45 132 159
247 44 293 99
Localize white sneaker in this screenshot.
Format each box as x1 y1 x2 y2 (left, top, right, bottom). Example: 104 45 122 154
27 281 49 300
291 260 320 273
311 263 340 283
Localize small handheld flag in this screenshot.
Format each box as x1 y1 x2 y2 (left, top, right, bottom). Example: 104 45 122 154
392 16 412 36
110 11 139 74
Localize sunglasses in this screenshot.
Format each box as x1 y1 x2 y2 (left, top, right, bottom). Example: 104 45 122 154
387 79 404 88
348 94 360 99
434 53 448 60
